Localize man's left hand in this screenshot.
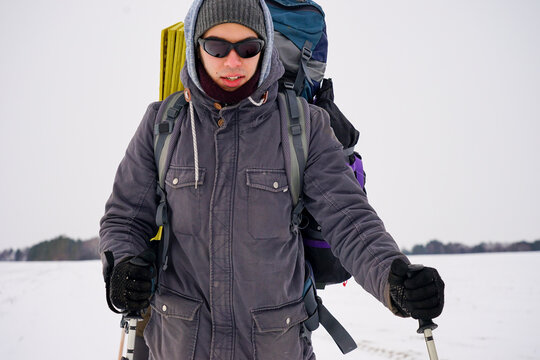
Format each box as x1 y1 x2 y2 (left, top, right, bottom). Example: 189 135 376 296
388 258 445 320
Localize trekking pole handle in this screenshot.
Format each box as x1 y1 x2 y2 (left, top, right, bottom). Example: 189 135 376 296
417 318 438 334
407 264 439 360
406 265 439 332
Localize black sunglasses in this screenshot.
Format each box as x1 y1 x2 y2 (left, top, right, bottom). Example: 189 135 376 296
198 37 265 59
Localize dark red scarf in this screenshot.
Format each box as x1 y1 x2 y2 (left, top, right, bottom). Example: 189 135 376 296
196 61 261 105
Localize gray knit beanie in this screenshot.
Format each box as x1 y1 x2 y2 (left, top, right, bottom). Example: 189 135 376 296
194 0 267 44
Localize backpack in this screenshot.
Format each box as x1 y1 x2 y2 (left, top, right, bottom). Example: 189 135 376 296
265 0 327 101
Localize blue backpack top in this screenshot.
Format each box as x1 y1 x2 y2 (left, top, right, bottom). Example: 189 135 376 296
265 0 328 101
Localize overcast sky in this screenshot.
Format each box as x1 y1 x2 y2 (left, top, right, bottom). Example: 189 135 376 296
0 0 539 251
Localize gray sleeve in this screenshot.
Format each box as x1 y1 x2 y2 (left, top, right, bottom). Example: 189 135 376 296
302 104 409 310
98 102 162 272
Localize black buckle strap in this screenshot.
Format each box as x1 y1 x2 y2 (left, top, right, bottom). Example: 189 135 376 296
303 267 358 355
318 299 358 354
303 282 320 332
291 198 305 234
155 186 168 227
154 121 174 136
167 106 180 119
301 45 313 62
293 40 314 94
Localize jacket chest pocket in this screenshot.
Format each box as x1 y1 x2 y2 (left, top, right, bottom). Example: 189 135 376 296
165 166 206 235
246 169 291 239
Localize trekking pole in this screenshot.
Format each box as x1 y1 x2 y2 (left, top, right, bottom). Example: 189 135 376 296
407 265 440 360
417 319 439 360
118 325 126 360
119 313 142 360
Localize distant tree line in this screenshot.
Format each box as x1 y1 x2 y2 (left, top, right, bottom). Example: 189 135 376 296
0 235 99 261
403 239 540 255
2 236 539 261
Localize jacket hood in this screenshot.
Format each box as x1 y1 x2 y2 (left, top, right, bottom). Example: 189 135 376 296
184 0 275 93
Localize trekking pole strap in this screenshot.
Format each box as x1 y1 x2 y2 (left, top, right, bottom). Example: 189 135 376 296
104 251 124 314
316 297 358 354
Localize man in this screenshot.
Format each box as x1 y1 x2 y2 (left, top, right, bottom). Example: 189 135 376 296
99 0 445 359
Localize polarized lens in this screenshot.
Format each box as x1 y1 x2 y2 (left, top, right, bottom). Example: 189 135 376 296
199 38 264 59
236 41 264 58
202 39 232 58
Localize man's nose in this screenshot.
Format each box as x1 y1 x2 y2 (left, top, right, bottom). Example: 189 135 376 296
223 49 242 67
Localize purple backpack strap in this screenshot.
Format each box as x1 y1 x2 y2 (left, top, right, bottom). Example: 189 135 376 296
349 153 365 188
344 146 365 189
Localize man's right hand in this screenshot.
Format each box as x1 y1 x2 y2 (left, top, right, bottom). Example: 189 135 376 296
109 249 156 312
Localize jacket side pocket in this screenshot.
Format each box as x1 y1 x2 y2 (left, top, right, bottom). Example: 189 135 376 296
251 299 308 360
145 287 203 360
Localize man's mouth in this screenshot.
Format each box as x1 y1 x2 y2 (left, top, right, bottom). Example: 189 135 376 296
220 75 245 89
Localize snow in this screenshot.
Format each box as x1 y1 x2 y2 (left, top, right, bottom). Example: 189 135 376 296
1 252 538 359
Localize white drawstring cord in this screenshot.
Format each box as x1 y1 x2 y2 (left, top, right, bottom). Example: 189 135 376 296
189 101 199 189
248 96 265 107
190 91 266 189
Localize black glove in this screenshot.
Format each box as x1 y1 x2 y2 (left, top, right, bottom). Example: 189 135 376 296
388 258 445 320
109 249 156 313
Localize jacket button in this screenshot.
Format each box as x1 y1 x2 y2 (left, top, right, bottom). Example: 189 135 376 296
286 317 291 325
214 102 222 110
162 305 167 312
273 182 279 189
217 118 225 127
172 178 179 185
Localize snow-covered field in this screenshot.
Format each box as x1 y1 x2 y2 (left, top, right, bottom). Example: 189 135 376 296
0 252 538 359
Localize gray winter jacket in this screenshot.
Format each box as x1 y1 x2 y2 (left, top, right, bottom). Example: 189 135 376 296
100 1 407 359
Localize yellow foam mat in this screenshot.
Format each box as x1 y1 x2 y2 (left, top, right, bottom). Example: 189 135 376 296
159 22 186 101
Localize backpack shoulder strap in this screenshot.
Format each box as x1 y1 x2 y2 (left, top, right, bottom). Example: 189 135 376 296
278 82 309 230
152 90 187 271
278 82 308 206
154 91 187 188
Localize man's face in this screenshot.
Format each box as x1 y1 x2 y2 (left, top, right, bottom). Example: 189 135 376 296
199 23 262 92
